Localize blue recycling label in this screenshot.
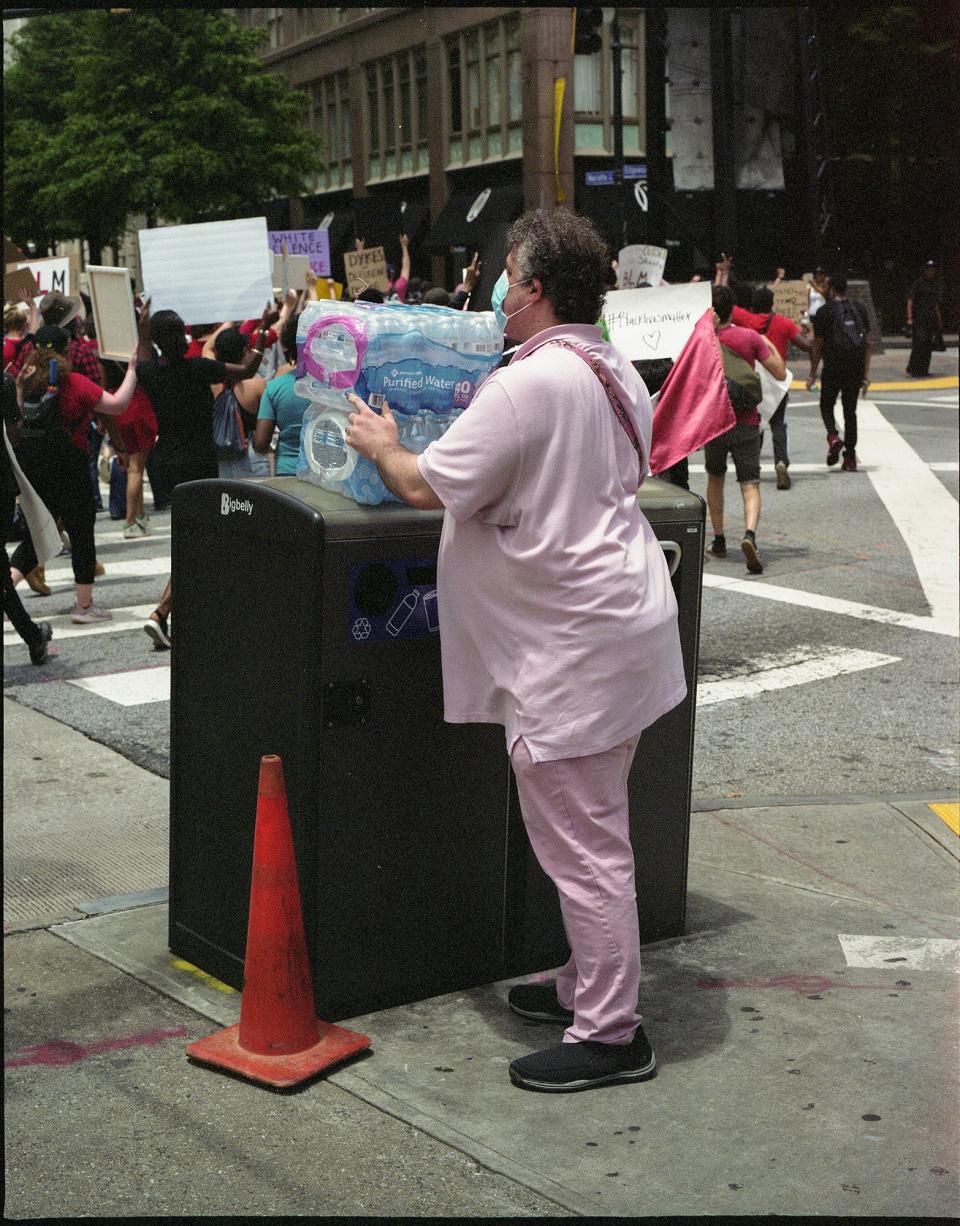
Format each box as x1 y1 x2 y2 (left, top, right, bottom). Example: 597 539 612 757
348 557 439 644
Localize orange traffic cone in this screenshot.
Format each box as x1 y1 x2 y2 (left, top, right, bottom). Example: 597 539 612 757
186 754 370 1088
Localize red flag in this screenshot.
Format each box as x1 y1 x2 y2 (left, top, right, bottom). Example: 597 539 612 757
649 308 735 474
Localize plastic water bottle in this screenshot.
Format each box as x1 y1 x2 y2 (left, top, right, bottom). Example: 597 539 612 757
294 300 502 504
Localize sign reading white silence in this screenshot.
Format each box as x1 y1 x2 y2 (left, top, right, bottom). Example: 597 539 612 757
602 282 712 361
138 217 274 322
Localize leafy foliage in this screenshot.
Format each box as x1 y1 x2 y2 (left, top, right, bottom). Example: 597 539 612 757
4 9 323 255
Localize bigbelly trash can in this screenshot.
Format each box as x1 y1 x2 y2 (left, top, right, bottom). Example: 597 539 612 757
168 477 705 1020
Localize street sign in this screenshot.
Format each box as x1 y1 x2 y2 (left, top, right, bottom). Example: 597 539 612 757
585 170 617 186
623 163 647 180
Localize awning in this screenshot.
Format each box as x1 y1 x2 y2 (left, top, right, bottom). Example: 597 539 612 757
425 184 524 249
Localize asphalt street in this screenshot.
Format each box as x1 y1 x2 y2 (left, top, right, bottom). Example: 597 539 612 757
4 348 957 803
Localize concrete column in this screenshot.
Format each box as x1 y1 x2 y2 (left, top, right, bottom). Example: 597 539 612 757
520 8 574 213
349 64 368 201
426 32 449 287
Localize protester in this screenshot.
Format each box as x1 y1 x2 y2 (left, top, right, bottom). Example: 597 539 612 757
2 373 52 662
100 358 158 538
905 260 943 378
385 233 411 303
10 324 138 622
136 301 266 649
732 285 812 490
253 314 310 476
205 323 270 478
705 284 786 574
806 272 870 472
4 298 39 369
807 268 829 319
345 207 687 1094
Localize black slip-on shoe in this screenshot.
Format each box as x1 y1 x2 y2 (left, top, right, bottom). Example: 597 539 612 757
143 611 171 650
507 982 575 1024
509 1027 656 1093
29 621 53 666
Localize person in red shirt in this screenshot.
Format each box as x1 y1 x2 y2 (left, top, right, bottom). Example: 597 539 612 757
706 286 786 575
11 324 139 623
732 286 812 490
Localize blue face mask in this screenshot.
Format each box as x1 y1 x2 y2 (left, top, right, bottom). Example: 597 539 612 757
491 270 533 331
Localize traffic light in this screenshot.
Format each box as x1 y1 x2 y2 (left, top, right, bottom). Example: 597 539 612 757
573 6 603 55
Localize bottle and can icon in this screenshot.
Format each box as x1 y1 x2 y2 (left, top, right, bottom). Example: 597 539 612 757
385 590 420 636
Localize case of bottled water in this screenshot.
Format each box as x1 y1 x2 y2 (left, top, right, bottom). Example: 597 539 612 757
294 300 502 505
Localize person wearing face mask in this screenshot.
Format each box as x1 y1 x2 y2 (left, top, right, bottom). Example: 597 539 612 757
345 208 686 1095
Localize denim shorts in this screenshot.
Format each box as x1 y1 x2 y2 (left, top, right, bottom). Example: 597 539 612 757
703 421 761 484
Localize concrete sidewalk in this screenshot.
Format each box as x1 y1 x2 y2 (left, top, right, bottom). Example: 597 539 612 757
4 697 959 1218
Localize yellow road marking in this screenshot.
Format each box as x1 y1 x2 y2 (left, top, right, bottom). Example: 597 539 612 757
170 958 237 993
791 376 958 393
928 803 960 836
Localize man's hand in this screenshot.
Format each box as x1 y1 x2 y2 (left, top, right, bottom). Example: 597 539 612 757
774 266 786 282
137 296 152 333
261 302 280 330
805 374 817 391
344 394 398 463
355 238 365 252
399 232 409 250
15 362 36 389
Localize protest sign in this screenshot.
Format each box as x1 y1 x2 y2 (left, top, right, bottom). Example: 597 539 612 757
769 280 809 324
602 282 712 361
86 266 138 361
138 217 273 321
267 229 330 276
344 246 389 297
4 266 39 305
12 255 80 301
4 237 25 265
271 252 311 291
617 244 668 288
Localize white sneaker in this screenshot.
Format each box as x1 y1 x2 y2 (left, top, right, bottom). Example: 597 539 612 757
69 603 113 624
122 521 142 539
136 515 151 535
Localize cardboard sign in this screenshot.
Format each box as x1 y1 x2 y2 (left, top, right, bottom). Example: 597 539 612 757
12 255 80 301
86 265 138 362
601 282 712 361
4 237 25 265
267 229 330 276
769 280 809 325
617 244 668 289
4 266 39 304
344 246 389 298
271 253 311 291
138 217 274 322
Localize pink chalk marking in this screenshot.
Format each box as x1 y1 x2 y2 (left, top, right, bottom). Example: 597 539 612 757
4 1026 191 1069
706 810 955 940
694 974 913 995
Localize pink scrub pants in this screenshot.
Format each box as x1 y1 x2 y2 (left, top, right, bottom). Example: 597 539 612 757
510 733 644 1045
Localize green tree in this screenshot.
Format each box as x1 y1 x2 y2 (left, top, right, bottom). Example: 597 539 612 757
4 9 323 258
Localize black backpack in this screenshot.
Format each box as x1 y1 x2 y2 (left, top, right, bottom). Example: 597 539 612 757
830 300 866 357
19 361 68 451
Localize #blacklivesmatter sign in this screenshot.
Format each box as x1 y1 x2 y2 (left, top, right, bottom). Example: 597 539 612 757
602 282 712 361
268 229 331 276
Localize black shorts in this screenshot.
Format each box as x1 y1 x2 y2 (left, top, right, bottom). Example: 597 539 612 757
703 421 761 484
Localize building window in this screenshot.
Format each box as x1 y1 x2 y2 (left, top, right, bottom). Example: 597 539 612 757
265 7 283 51
363 48 429 182
443 13 522 167
574 10 644 155
309 72 352 192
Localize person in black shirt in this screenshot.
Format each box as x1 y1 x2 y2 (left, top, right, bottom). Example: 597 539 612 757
806 273 871 473
136 302 265 649
905 260 943 378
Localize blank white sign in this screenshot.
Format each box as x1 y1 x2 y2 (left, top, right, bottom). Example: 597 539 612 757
138 217 274 322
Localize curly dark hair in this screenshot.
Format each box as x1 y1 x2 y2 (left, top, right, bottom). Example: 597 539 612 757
213 326 248 365
507 209 610 324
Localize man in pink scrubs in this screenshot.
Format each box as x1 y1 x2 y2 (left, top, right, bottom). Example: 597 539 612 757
345 209 686 1093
